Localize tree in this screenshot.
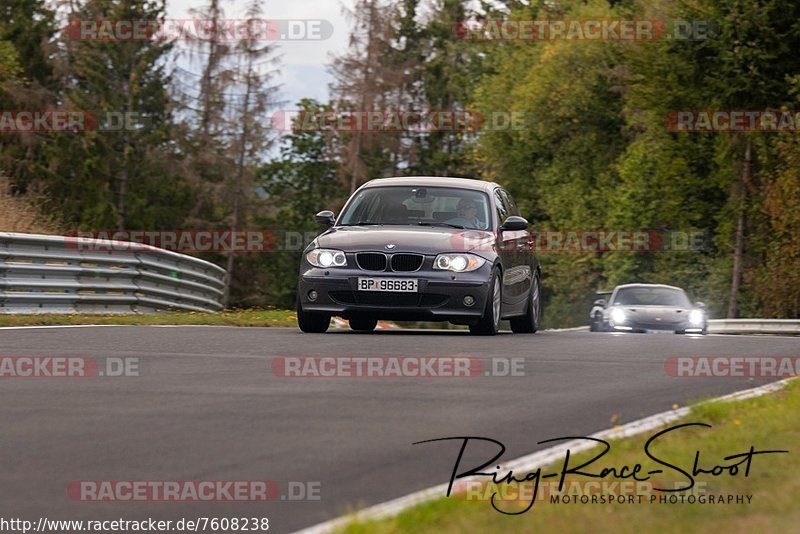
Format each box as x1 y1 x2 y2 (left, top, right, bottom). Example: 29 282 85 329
415 0 483 176
173 0 235 227
753 132 800 317
255 99 345 307
329 0 395 192
220 0 280 306
699 0 800 317
0 0 57 184
473 0 628 325
41 0 187 230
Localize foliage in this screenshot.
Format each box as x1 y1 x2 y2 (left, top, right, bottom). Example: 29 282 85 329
0 0 798 322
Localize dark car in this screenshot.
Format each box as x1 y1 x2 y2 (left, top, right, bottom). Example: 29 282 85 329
296 177 542 335
592 283 707 334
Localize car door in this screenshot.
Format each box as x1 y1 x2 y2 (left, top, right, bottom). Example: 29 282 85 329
493 189 523 313
498 188 531 309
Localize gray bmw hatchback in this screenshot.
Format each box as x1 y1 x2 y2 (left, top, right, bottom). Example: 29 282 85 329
296 177 542 335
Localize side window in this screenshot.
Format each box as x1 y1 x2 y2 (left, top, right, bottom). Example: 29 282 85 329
500 189 520 217
494 190 509 227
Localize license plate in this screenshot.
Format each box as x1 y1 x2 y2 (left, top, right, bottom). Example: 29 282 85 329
358 278 418 292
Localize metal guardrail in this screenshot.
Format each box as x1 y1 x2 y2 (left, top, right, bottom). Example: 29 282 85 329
0 232 226 314
576 319 799 335
707 319 800 335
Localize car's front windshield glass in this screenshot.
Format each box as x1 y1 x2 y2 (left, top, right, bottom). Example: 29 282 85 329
338 186 491 230
613 287 692 307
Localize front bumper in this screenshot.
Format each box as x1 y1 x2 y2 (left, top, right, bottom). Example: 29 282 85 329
297 263 493 322
611 320 706 333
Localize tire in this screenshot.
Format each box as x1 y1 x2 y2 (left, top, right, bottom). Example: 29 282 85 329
349 317 377 332
510 272 541 334
470 269 502 336
589 313 601 332
296 296 330 333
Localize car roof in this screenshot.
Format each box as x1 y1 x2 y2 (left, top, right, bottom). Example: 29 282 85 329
359 176 499 193
613 283 685 292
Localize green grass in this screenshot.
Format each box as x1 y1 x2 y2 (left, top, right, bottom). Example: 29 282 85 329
0 308 297 327
339 379 800 534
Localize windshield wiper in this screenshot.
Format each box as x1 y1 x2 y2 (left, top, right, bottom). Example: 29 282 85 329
417 222 465 229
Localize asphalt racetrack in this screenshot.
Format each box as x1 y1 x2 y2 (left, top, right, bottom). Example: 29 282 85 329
1 326 797 532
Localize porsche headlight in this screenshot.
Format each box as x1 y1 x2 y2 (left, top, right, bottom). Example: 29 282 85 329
610 308 627 324
307 248 347 268
689 309 704 325
434 253 485 272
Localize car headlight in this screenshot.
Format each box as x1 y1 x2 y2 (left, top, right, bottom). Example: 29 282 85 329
610 308 626 324
689 309 704 325
306 248 347 268
433 253 486 272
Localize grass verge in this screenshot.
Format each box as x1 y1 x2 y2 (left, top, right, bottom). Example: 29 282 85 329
0 308 297 328
339 379 799 533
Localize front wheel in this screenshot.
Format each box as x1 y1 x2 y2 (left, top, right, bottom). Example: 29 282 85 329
296 296 331 333
589 313 602 332
470 269 502 336
510 272 541 334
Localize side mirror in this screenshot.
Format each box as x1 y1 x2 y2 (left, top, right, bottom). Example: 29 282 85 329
500 216 529 231
593 299 607 308
315 210 335 226
694 301 706 309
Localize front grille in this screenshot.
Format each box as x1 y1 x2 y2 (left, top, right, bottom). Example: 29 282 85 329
331 290 449 308
391 254 424 272
356 253 387 271
636 321 682 329
356 292 421 306
329 291 357 305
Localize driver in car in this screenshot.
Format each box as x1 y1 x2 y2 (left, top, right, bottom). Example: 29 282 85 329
447 198 482 229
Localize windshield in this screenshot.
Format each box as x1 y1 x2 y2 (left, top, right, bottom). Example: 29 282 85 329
338 186 491 230
613 287 692 307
